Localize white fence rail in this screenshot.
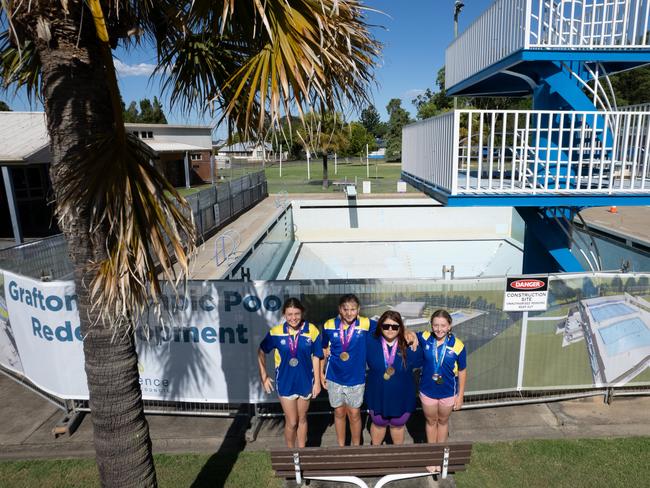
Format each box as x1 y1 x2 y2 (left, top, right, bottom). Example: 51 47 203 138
402 109 650 196
402 112 458 193
446 0 650 89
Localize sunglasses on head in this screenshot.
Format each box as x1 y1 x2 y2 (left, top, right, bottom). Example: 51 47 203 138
381 322 401 331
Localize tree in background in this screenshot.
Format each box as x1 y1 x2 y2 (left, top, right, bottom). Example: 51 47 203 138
413 67 531 120
297 111 349 188
385 98 411 161
0 100 10 110
122 97 168 124
0 1 379 486
347 121 376 157
609 65 650 106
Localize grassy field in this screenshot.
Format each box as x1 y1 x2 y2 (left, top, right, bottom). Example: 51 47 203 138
2 438 649 487
523 320 594 387
175 159 413 196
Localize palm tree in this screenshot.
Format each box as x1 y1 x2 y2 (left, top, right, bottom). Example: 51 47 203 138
1 1 379 486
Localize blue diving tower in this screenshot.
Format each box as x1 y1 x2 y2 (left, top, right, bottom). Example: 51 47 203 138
402 0 650 274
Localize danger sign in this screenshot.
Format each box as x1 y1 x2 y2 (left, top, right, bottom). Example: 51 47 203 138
504 277 549 311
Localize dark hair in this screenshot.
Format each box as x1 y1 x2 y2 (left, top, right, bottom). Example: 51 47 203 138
374 310 407 367
338 294 360 307
282 297 305 315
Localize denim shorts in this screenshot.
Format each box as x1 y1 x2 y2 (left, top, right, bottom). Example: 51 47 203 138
327 379 365 409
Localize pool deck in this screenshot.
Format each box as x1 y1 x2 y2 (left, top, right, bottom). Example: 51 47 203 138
581 206 650 246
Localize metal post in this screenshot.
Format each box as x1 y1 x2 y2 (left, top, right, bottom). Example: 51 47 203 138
210 153 215 185
184 151 191 189
453 1 464 110
2 165 23 245
516 311 529 390
279 143 283 178
307 150 311 180
334 152 338 175
366 144 369 178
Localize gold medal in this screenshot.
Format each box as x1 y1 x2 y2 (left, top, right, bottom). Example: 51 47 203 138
383 372 391 381
386 366 395 376
340 351 350 361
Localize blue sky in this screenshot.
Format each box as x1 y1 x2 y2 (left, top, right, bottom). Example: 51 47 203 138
4 0 492 139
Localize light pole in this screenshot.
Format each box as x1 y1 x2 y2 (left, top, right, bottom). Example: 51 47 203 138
453 1 464 110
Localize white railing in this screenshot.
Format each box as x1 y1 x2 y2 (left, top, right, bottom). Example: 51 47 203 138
446 0 650 89
402 109 650 196
402 112 458 193
446 0 528 91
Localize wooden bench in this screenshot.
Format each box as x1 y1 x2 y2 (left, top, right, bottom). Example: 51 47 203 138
271 442 473 488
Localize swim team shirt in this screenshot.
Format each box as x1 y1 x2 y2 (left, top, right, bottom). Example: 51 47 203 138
260 322 323 397
364 334 423 417
322 316 376 387
417 331 466 399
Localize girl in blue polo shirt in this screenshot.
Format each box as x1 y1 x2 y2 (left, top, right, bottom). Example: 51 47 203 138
365 310 423 445
418 309 467 444
258 298 323 448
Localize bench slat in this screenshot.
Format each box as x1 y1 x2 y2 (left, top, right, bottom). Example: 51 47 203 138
271 442 472 459
271 451 472 468
272 455 472 471
275 465 468 478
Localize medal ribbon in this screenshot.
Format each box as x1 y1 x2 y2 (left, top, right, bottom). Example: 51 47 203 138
338 318 357 354
287 321 304 358
381 337 398 369
432 336 448 377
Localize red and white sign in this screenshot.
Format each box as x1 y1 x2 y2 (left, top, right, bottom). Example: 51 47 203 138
504 277 549 311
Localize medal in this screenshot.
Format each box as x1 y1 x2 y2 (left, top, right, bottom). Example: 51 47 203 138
381 337 398 381
286 321 304 368
431 336 448 387
338 318 357 363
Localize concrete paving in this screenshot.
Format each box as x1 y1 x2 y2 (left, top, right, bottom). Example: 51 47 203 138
581 205 650 245
2 372 649 462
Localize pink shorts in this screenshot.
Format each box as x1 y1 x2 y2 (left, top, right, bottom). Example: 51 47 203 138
419 393 456 408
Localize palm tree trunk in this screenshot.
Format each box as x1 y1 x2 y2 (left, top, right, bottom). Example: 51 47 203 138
16 4 156 487
322 154 329 189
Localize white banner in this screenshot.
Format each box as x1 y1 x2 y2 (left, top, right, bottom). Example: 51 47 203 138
2 271 87 398
0 271 300 403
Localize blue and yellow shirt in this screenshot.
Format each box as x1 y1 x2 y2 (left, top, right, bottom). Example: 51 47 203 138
259 322 323 397
418 331 466 399
322 316 376 387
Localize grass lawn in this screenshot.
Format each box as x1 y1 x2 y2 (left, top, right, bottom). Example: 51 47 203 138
523 320 594 388
2 437 649 487
261 159 414 194
466 321 521 392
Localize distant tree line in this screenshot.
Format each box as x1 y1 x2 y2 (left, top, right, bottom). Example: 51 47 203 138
121 96 167 124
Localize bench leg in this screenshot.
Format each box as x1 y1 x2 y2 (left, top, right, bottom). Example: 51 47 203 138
375 473 433 488
305 476 369 488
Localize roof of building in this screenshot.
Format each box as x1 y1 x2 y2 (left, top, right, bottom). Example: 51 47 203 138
0 112 211 163
0 112 49 162
146 141 212 153
125 122 212 131
218 141 272 152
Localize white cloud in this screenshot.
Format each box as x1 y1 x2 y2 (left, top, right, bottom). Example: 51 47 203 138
114 59 156 77
402 88 425 100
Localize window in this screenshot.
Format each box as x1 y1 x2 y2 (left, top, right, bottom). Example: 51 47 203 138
140 131 154 139
190 153 202 161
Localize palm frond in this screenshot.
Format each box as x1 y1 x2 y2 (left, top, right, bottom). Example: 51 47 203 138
0 29 41 100
56 133 197 327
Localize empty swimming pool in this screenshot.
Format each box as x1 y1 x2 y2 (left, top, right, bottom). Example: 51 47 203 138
589 302 635 323
228 199 525 280
598 317 650 356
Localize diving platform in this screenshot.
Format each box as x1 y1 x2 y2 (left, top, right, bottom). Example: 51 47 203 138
447 0 650 97
402 109 650 207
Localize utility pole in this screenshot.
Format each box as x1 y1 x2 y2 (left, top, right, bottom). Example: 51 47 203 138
453 1 464 110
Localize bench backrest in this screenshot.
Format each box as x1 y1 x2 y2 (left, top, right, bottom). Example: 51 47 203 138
271 442 473 478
